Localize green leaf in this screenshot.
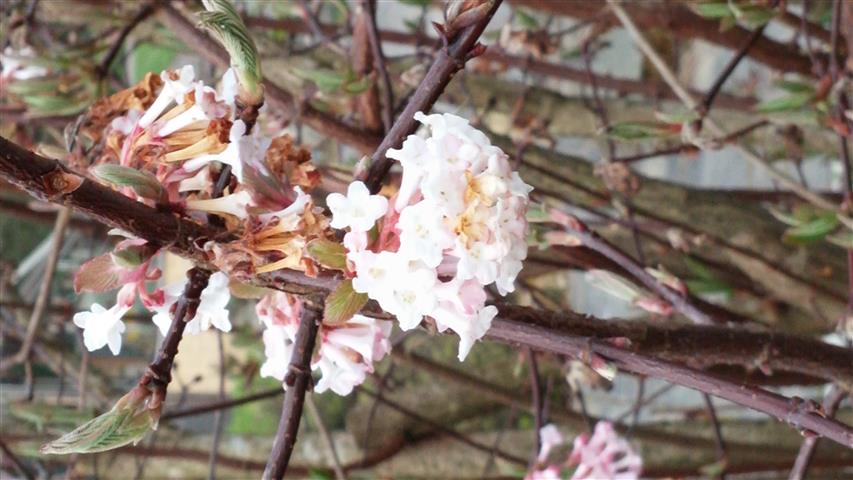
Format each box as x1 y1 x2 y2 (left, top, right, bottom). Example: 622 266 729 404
199 0 263 104
515 8 539 29
605 122 676 140
41 387 157 455
92 164 164 201
654 110 699 125
343 75 373 95
293 67 347 93
784 214 839 244
131 43 177 84
776 80 815 94
767 205 804 227
324 279 368 325
756 91 813 113
686 278 733 297
827 231 853 249
306 239 348 271
690 2 732 19
735 5 774 27
398 0 431 6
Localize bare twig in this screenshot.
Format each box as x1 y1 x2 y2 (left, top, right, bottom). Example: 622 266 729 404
361 0 394 132
527 348 543 466
207 330 226 480
97 2 156 78
306 395 347 480
703 393 729 479
788 386 849 480
0 436 34 480
606 0 845 217
263 304 322 480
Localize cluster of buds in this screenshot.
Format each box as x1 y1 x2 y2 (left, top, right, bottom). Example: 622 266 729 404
257 292 391 395
329 112 532 360
528 422 642 480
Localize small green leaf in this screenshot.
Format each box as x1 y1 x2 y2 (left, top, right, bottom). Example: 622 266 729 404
74 253 124 293
324 279 368 325
306 239 348 271
343 75 373 95
654 110 700 125
110 244 152 269
767 205 804 227
398 0 431 6
756 91 813 113
784 214 839 244
776 80 815 94
92 164 164 201
526 203 550 223
41 387 157 455
515 8 539 29
605 122 676 140
293 67 347 93
690 2 732 19
686 278 733 298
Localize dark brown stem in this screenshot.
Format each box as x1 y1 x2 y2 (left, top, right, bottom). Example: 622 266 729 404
699 4 775 116
703 393 729 479
527 348 543 466
361 0 394 132
97 2 156 78
788 386 849 480
359 0 504 193
140 268 210 400
263 304 322 480
162 388 282 421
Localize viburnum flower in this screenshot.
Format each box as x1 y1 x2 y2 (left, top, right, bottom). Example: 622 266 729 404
335 112 532 360
326 181 388 232
182 120 269 182
256 293 391 396
72 284 135 355
527 422 642 480
186 189 253 220
138 65 198 128
0 46 48 81
151 272 232 336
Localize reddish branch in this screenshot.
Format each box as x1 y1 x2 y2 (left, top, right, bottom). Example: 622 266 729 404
509 0 815 75
359 0 504 193
788 386 849 480
2 143 853 447
263 304 322 480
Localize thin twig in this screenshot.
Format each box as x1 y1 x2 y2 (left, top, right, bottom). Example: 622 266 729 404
703 393 729 479
97 3 156 78
306 394 347 480
527 348 543 467
0 436 34 480
606 0 844 217
206 330 226 480
361 0 394 132
788 386 848 480
263 304 322 480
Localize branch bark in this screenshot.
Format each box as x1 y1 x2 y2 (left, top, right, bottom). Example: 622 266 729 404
263 304 322 480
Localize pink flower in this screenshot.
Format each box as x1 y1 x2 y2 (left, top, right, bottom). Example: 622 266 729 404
538 424 564 462
567 422 642 480
312 315 392 395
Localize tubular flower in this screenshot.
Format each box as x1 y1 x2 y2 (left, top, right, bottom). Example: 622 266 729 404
526 422 642 480
72 284 135 355
335 112 532 360
256 293 391 396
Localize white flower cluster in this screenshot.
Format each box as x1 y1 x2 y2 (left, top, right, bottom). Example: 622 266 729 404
257 292 391 396
331 112 532 361
527 422 642 480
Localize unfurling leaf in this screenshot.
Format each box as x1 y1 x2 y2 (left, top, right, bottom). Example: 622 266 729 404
784 214 839 244
111 243 153 269
324 279 368 325
41 386 158 455
306 239 348 271
755 91 813 113
199 0 263 105
91 164 164 201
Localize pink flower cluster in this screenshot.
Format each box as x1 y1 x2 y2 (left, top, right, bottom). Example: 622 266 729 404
528 422 642 480
329 112 532 360
257 292 392 395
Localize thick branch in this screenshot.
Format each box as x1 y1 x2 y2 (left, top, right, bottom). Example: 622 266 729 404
263 304 322 480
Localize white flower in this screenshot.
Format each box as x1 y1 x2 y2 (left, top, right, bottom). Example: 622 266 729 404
327 181 388 232
313 315 392 395
150 282 185 335
73 303 129 355
186 189 253 220
430 303 496 361
538 424 564 462
154 84 229 137
260 324 296 381
397 200 455 268
139 65 197 128
182 120 269 183
567 422 642 480
186 271 232 334
258 186 310 223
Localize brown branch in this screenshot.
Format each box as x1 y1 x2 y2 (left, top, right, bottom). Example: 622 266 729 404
162 388 282 421
510 0 815 75
788 386 849 480
703 393 729 479
527 348 543 466
487 313 853 450
263 304 322 480
0 436 34 480
361 0 394 132
359 0 504 193
3 136 853 448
